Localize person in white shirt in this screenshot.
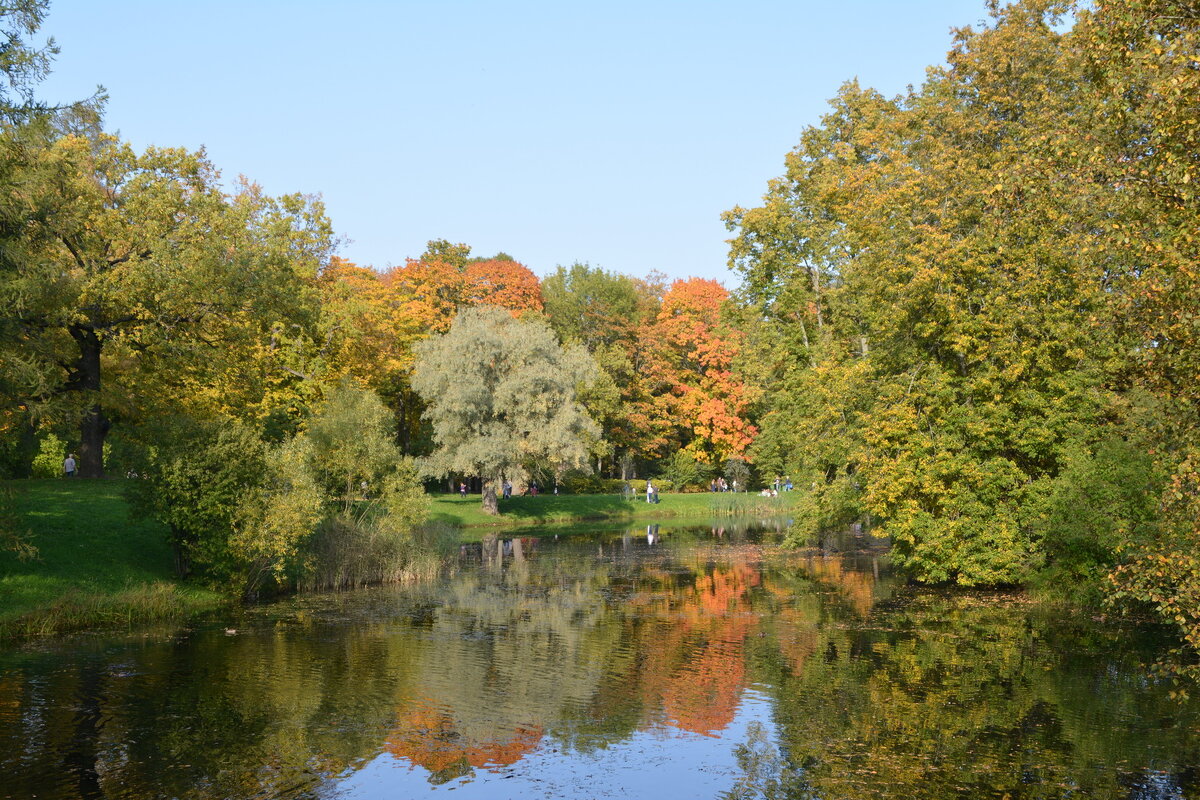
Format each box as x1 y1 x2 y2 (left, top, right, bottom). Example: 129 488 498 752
63 454 76 477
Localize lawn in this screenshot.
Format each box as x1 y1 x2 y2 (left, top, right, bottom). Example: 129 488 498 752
0 479 796 638
427 489 794 528
0 479 225 638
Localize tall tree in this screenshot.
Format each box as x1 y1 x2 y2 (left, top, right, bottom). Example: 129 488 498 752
541 262 654 475
2 133 331 475
652 278 758 466
725 2 1122 584
411 306 598 514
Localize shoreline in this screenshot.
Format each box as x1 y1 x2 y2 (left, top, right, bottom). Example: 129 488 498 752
1 479 797 640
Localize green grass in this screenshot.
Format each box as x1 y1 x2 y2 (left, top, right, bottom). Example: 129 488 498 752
428 490 797 529
0 480 797 637
0 479 226 639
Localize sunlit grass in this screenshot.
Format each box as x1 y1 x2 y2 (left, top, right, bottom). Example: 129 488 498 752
0 479 226 639
428 490 798 530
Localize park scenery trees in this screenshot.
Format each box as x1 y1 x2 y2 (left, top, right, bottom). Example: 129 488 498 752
2 0 1200 672
411 306 598 514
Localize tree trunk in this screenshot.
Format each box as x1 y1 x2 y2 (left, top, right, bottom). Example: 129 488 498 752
78 403 109 478
481 478 499 515
68 325 108 478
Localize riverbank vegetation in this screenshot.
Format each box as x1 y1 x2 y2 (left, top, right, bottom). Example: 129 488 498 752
1 0 1199 671
0 480 226 639
0 479 790 636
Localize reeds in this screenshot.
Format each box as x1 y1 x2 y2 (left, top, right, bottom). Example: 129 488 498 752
0 581 227 640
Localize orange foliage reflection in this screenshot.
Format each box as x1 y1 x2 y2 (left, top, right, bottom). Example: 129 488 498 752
385 703 543 774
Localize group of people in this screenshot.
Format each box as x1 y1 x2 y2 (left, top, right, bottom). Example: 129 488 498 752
708 477 738 492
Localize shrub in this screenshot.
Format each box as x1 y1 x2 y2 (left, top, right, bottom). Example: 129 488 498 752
30 432 67 478
661 451 713 492
560 471 627 494
128 417 270 585
131 386 432 599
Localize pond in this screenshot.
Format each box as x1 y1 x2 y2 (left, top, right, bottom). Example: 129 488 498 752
2 521 1199 799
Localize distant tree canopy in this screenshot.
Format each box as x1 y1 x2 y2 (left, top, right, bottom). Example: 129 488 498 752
411 306 598 513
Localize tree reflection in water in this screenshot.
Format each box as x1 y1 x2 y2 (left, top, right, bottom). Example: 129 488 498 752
1 524 1198 799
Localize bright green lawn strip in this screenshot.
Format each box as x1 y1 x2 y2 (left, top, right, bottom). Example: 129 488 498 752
428 491 796 530
0 479 226 639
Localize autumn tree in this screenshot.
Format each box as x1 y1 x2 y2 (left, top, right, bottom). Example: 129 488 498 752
320 245 544 455
726 2 1124 584
1 131 332 476
651 278 758 466
1067 0 1200 667
463 258 543 312
411 306 598 514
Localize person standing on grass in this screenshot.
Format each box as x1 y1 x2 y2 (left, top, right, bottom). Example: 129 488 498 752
63 453 76 478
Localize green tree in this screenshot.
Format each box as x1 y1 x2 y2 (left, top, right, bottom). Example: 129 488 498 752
2 132 331 476
541 262 653 475
411 305 599 514
726 3 1123 585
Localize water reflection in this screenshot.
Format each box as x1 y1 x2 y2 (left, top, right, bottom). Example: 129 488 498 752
1 523 1198 799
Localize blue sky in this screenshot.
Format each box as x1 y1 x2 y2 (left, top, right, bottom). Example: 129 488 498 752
39 1 988 285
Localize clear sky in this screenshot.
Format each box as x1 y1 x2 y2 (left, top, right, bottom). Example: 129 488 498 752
38 1 988 285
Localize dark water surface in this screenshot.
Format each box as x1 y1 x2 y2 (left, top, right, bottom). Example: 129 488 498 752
3 522 1199 799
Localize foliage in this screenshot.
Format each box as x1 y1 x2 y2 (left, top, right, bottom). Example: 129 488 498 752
559 471 628 495
294 385 430 590
229 435 324 598
541 262 657 472
725 2 1123 586
1 130 332 476
661 450 712 491
650 278 758 465
1032 430 1165 604
29 430 64 478
131 386 429 597
129 417 271 588
411 306 599 513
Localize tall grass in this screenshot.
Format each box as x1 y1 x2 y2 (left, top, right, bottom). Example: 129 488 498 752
0 581 226 639
296 517 457 592
708 492 795 518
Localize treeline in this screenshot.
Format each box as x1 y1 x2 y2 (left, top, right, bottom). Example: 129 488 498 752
2 0 1199 655
0 4 759 593
724 0 1200 658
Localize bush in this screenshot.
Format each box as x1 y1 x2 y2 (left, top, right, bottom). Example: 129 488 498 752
131 387 432 599
30 432 67 478
1032 435 1164 605
128 417 270 586
661 451 713 492
560 471 627 494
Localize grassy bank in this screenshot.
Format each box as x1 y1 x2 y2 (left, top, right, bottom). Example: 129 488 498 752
0 479 227 639
428 490 798 529
0 481 797 638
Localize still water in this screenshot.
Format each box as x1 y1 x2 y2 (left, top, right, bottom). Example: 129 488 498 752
2 522 1199 799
